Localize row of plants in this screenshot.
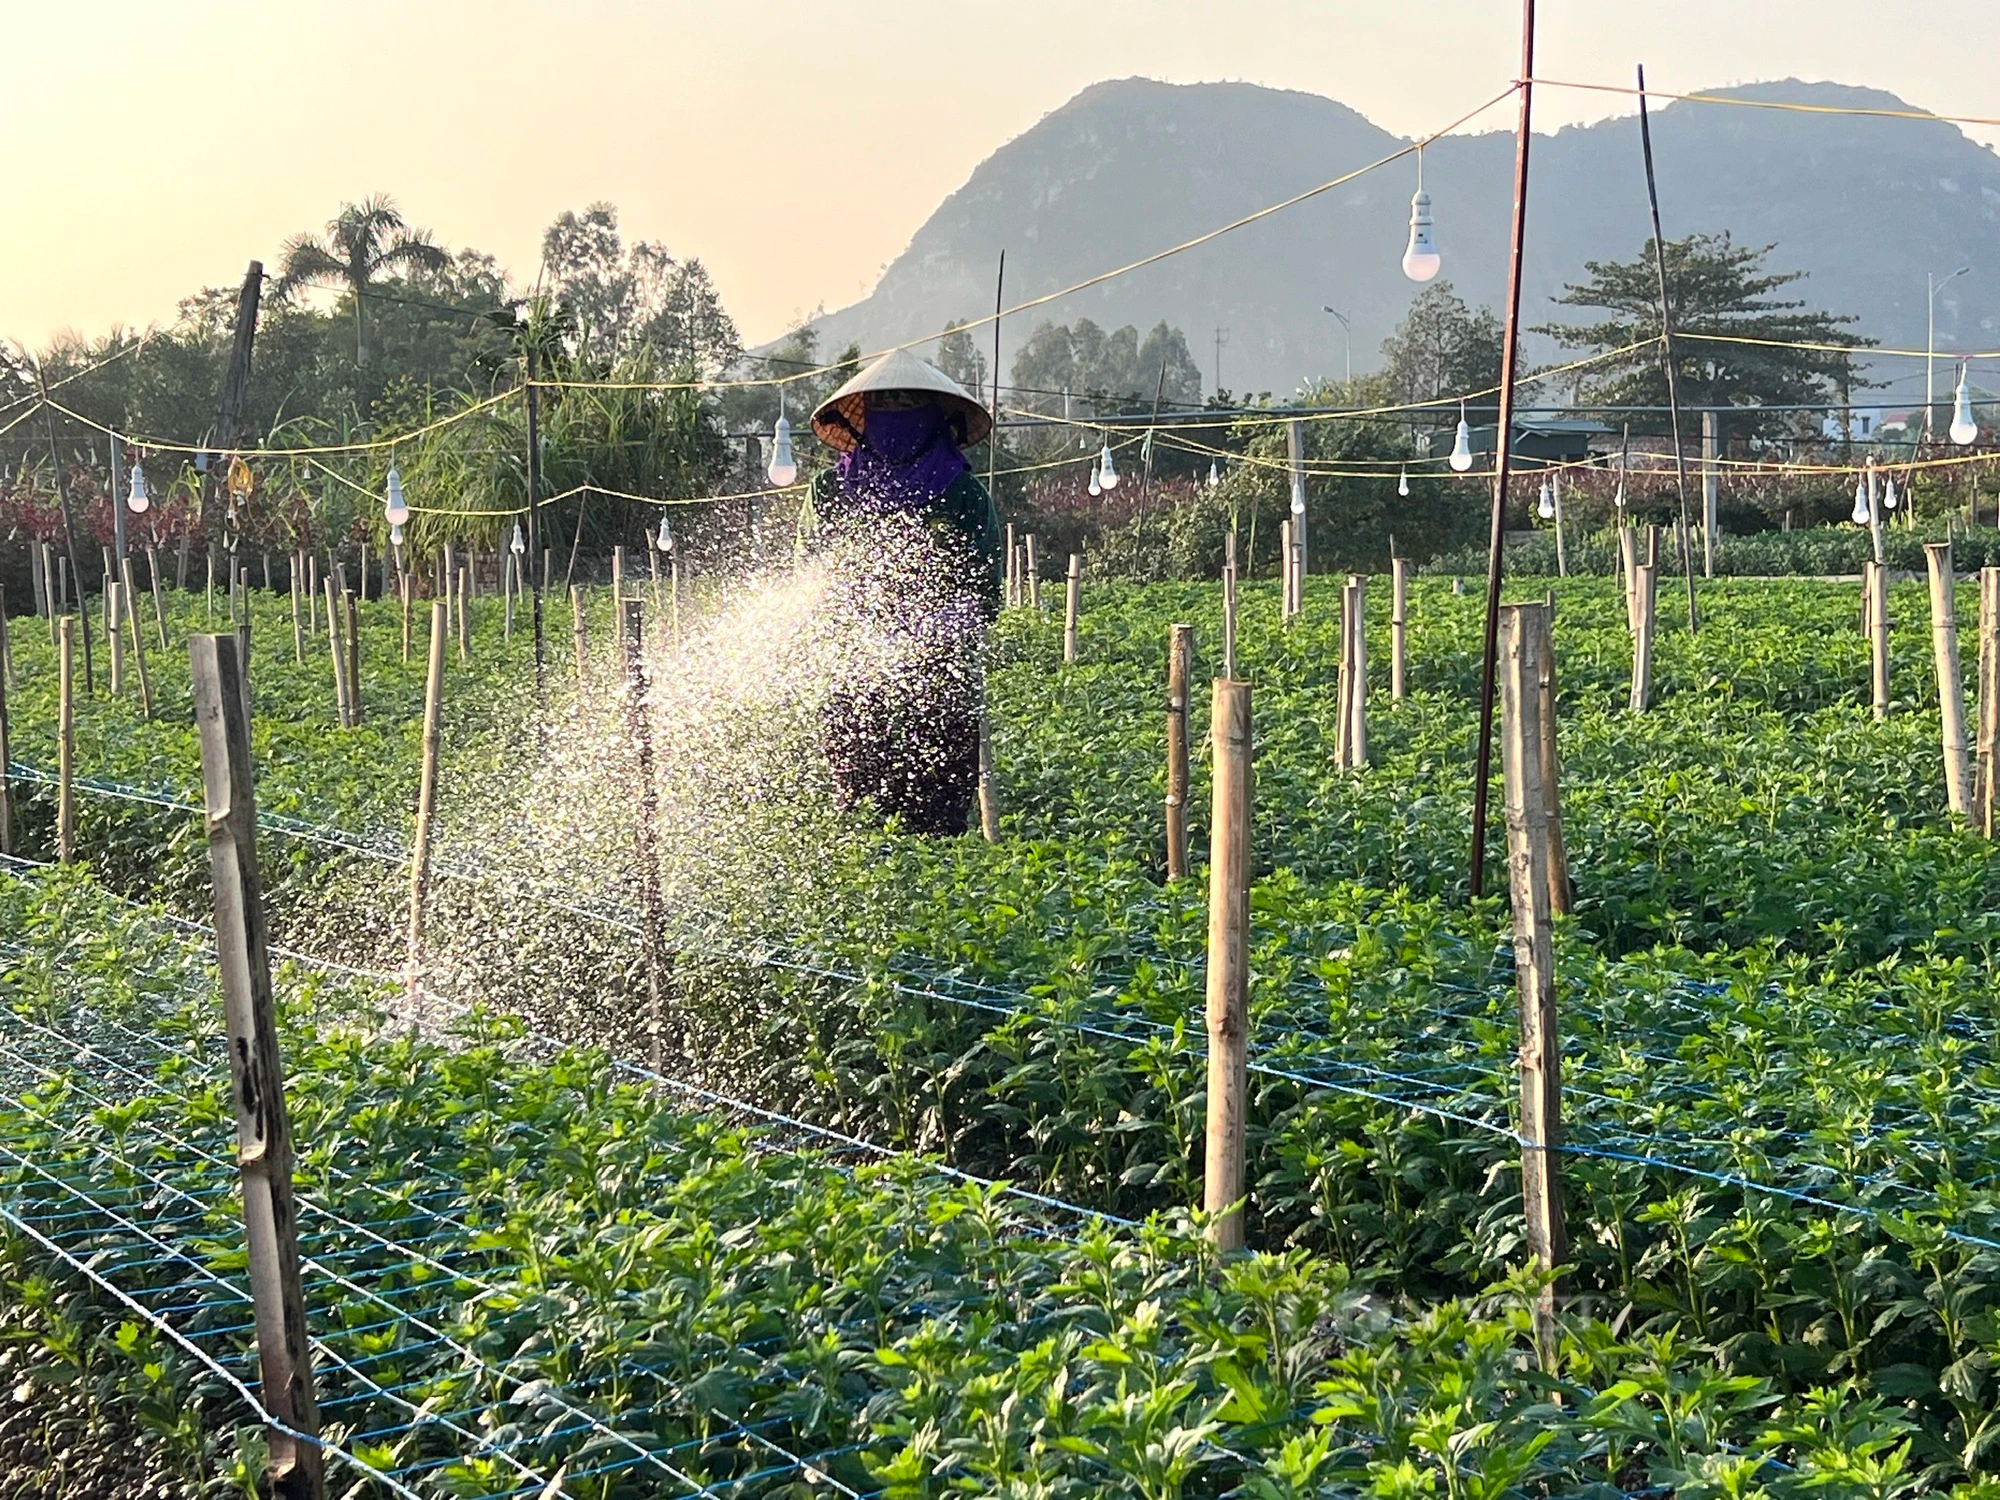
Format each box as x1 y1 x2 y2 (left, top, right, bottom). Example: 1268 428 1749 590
1425 523 2000 578
4 865 1933 1499
9 570 2000 1481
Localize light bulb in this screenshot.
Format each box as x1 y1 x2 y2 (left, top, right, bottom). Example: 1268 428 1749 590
1851 475 1870 525
1883 475 1899 512
1398 465 1409 498
1088 461 1102 498
1099 441 1119 491
767 415 798 487
1207 461 1220 489
657 514 673 553
1951 367 1979 446
126 463 149 515
1402 188 1441 283
1449 405 1473 473
384 465 410 527
390 520 404 547
510 521 525 555
1537 478 1555 520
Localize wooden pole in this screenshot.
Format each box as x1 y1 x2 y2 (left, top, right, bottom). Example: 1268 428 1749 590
612 544 626 622
1869 558 1891 720
1619 526 1638 632
29 542 45 619
1203 677 1251 1251
1335 580 1351 768
1026 533 1041 610
1279 519 1294 620
0 585 10 689
0 611 11 855
1538 623 1572 915
289 563 305 664
456 568 471 664
148 544 166 649
107 582 125 695
1468 0 1539 900
621 599 669 1071
343 590 362 724
505 552 517 640
1926 543 1972 816
401 578 413 663
1222 532 1238 681
1979 568 2000 838
1004 522 1018 608
976 710 1001 842
57 619 74 863
306 555 318 635
1063 554 1081 664
1629 562 1657 712
406 601 447 991
1497 602 1566 1358
120 557 153 721
1165 624 1193 880
1347 576 1368 767
187 633 325 1500
323 578 350 728
1391 556 1409 701
571 586 588 680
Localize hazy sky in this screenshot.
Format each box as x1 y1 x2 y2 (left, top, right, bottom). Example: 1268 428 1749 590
9 0 1999 351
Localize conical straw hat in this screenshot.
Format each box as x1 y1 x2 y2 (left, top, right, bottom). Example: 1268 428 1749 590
810 347 993 453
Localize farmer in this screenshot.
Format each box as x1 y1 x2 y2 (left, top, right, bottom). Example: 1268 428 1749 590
806 349 1002 835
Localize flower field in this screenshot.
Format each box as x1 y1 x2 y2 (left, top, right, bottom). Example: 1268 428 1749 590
5 565 2000 1496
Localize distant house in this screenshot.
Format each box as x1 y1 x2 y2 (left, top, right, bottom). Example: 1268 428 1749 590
1820 407 1898 441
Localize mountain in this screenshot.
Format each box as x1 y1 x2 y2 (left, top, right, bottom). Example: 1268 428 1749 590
800 77 2000 402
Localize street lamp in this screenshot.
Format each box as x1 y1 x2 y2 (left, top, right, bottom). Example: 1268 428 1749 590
1927 265 1971 440
1321 307 1352 388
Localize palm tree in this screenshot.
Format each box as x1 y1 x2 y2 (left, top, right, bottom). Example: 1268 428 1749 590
274 195 452 367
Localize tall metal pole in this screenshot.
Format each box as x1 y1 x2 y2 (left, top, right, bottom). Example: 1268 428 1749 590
1637 64 1700 634
1467 0 1536 901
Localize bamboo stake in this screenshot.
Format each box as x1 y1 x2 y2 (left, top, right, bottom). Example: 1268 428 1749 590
457 568 471 663
290 564 305 664
344 590 362 724
1203 677 1252 1251
206 549 215 624
1619 525 1638 632
1539 622 1572 915
324 578 350 728
1391 557 1409 701
401 578 413 663
120 557 153 721
0 611 11 854
188 633 326 1500
1979 568 2000 838
1335 582 1351 768
57 619 74 862
1869 558 1891 720
107 582 125 695
1926 543 1972 817
407 601 447 992
621 599 669 1071
1165 624 1193 879
148 544 166 649
1026 533 1042 610
976 711 1001 842
571 586 588 680
1063 554 1081 664
0 585 10 688
1498 601 1566 1359
1629 562 1657 712
1279 519 1294 619
29 543 45 619
1004 523 1018 608
1346 575 1368 766
1222 532 1238 681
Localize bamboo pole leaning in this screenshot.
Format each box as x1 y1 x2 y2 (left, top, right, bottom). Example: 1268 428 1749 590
323 578 351 728
148 544 167 650
107 582 125 696
344 590 363 725
121 556 154 721
187 632 326 1500
1927 544 1972 818
1203 676 1252 1252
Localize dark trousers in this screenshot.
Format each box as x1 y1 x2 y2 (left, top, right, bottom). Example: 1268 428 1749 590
824 678 980 836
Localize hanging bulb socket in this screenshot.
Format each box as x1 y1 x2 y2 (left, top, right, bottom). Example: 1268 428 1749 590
1951 365 1980 446
767 415 798 487
126 463 150 515
1098 441 1119 490
1449 403 1474 473
384 466 410 527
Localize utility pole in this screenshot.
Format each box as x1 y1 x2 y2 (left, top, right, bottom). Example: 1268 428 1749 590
1322 307 1352 389
1466 0 1537 901
1213 326 1229 395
